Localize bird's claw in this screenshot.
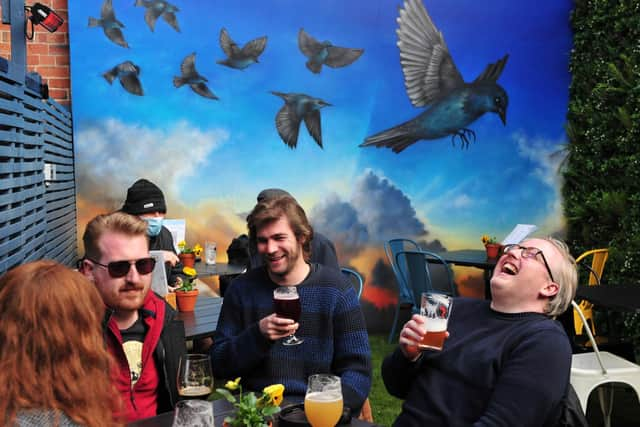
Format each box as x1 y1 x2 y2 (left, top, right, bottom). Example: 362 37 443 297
450 128 476 149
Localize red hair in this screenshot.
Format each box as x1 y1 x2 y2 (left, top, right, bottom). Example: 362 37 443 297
0 260 122 426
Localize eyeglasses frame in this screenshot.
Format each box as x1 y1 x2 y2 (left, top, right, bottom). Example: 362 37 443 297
86 257 156 278
502 244 555 283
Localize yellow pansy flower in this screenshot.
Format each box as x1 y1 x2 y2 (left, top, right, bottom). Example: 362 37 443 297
183 266 197 277
263 384 284 406
193 243 204 257
225 377 241 391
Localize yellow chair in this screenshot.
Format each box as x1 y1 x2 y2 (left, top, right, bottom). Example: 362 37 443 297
573 248 609 337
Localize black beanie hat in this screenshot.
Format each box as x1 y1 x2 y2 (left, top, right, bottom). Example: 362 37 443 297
121 179 167 215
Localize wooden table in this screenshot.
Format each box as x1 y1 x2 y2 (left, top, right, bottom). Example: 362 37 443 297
176 296 223 340
195 262 247 278
128 398 378 427
435 249 498 299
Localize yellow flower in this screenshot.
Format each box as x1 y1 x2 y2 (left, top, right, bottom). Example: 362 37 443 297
193 243 204 257
183 266 197 277
481 235 497 245
263 384 285 406
178 240 186 250
225 377 241 391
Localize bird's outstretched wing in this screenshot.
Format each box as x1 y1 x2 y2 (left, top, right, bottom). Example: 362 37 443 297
298 28 322 57
275 104 302 148
102 66 118 84
219 28 238 57
242 36 267 58
120 74 143 96
180 53 197 77
144 7 163 32
101 0 116 21
397 0 464 107
303 110 323 148
190 83 218 100
473 54 509 83
162 12 180 32
105 27 129 48
325 46 364 69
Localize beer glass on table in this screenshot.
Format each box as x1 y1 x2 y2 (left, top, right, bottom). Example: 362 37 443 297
304 374 343 427
419 292 453 351
273 286 304 346
177 354 213 400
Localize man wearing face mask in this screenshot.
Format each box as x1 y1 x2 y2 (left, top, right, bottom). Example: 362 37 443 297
121 179 182 287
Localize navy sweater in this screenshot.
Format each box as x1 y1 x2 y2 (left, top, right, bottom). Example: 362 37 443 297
211 263 371 413
382 297 571 427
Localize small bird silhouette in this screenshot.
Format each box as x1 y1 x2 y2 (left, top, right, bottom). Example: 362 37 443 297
173 53 218 100
103 61 143 96
88 0 129 48
135 0 180 33
360 0 509 153
298 28 364 74
216 28 267 70
270 91 331 149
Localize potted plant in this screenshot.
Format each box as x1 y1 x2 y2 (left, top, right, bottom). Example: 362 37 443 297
215 377 283 427
177 240 203 268
175 266 199 312
481 235 502 259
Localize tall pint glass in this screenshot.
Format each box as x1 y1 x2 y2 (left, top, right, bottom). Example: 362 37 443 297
419 292 452 351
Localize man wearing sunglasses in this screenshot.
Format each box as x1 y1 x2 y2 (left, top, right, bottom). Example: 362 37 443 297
79 211 186 422
383 237 579 427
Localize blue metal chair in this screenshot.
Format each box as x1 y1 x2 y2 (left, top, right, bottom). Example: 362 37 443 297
341 267 363 300
384 238 421 343
388 249 457 343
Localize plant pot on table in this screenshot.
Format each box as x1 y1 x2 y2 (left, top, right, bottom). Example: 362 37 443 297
485 243 502 259
176 289 199 312
179 253 196 268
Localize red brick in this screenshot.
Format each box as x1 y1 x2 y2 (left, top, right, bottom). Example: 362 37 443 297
50 44 69 56
28 44 49 55
47 77 70 87
36 65 69 78
55 55 69 66
49 88 68 99
38 55 56 66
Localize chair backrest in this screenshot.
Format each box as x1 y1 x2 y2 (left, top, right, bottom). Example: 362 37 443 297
384 238 421 304
341 267 363 299
395 250 456 310
571 300 606 374
575 248 609 286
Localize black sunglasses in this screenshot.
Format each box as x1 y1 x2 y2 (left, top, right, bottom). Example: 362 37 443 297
87 257 156 278
502 244 555 283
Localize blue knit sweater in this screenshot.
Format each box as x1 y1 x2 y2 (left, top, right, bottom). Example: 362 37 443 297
211 263 372 413
382 297 571 427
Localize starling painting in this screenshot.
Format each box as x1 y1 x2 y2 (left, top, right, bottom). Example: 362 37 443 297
298 28 364 74
271 91 331 149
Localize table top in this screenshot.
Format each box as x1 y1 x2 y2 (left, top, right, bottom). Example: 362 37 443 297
176 296 223 340
128 398 378 427
575 284 640 311
195 262 247 278
435 249 498 270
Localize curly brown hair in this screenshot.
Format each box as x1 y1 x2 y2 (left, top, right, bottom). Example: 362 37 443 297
0 261 122 427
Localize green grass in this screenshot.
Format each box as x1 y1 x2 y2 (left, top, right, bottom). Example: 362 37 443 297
367 334 403 426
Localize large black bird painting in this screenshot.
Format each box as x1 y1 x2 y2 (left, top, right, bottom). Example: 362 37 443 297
360 0 509 153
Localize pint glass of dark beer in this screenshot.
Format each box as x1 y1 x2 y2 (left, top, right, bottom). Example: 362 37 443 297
419 292 452 351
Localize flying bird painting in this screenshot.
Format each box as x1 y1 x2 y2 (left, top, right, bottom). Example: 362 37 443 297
135 0 181 33
360 0 509 153
173 53 218 100
298 28 364 74
271 91 331 149
103 61 143 96
216 28 267 70
88 0 129 48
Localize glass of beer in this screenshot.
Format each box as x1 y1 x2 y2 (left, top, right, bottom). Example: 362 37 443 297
177 354 213 400
419 292 453 351
304 374 343 427
273 286 304 346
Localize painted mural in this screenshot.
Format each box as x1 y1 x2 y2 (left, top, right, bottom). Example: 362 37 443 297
68 0 573 331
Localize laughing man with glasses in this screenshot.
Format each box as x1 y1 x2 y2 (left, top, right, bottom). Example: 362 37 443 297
79 211 186 422
383 237 579 427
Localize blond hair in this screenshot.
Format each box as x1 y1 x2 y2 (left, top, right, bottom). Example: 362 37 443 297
543 237 578 317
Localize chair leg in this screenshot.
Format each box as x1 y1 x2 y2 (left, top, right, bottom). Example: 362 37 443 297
598 385 615 427
388 303 402 344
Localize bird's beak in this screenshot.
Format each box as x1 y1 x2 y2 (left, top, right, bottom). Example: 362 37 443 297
499 109 506 125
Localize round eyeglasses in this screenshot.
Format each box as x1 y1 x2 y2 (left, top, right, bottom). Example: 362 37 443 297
502 244 555 283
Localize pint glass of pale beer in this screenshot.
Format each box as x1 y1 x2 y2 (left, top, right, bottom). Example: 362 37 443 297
419 292 452 351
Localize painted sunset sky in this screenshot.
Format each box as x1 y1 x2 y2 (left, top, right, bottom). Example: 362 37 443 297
68 0 573 311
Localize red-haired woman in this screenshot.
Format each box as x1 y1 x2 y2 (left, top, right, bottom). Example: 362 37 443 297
0 260 121 427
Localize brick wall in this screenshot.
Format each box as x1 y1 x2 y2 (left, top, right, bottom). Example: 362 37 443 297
0 0 71 107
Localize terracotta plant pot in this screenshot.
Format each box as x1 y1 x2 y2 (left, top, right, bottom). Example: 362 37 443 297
179 252 196 268
485 243 502 259
176 289 199 312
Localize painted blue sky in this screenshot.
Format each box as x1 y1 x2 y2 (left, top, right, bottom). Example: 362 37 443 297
68 0 573 255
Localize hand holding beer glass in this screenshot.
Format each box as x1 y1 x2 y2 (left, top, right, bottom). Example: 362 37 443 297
273 286 304 346
418 292 452 351
177 354 213 400
304 374 343 427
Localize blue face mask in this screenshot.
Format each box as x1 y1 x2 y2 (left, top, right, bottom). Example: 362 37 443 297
143 217 163 237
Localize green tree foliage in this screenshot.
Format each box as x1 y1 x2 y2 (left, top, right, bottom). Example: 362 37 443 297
565 0 640 345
